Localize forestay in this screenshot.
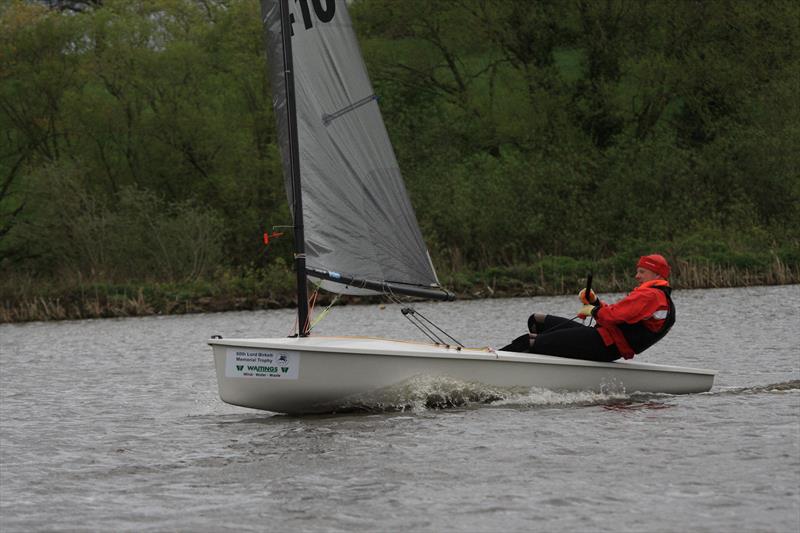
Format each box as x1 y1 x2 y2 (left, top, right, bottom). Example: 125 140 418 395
262 0 446 298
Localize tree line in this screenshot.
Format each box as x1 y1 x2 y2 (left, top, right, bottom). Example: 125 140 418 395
1 0 798 294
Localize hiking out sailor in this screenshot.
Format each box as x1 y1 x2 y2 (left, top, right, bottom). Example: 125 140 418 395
501 254 676 362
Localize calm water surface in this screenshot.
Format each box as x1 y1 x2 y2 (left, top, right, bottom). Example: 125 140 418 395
1 285 799 532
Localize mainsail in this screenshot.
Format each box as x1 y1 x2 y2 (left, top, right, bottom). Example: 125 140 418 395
262 0 450 299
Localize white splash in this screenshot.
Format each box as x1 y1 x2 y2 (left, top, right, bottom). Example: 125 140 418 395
330 375 633 413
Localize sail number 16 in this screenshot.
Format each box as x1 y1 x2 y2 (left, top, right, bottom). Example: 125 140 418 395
292 0 336 33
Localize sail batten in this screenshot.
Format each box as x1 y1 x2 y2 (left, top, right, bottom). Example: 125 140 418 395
263 0 447 299
323 94 378 125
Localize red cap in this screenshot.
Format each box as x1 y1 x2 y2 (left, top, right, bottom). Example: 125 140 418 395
637 254 670 279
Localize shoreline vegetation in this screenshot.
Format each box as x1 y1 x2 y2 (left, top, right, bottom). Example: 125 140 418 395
3 255 796 324
2 2 799 325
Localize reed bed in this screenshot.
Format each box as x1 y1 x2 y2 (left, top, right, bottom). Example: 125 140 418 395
1 258 797 324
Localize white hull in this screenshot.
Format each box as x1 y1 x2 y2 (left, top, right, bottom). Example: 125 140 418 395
209 336 716 414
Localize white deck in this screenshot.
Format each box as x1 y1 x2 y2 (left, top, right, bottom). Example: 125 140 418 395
210 335 716 374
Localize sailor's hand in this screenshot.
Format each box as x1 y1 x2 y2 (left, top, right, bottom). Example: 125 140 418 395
579 288 599 305
578 304 598 319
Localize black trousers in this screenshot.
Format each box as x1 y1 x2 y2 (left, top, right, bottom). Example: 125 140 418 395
501 314 621 362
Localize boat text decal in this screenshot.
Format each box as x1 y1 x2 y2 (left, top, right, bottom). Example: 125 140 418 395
225 348 300 380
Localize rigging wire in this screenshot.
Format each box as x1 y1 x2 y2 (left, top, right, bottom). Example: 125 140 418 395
287 280 462 345
385 290 464 347
404 308 464 347
401 307 464 347
400 307 446 345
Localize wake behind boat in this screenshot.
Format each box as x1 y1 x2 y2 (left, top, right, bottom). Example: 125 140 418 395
209 0 715 414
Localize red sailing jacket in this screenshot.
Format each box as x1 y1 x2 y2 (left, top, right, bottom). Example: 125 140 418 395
594 279 674 359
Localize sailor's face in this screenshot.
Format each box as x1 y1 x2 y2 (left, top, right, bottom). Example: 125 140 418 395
635 267 660 283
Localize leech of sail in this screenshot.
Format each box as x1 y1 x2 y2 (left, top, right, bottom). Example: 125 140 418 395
322 94 379 126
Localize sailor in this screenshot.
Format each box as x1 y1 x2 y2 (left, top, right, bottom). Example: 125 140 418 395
501 254 675 362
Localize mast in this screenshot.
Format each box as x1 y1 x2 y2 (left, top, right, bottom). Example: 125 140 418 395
278 0 310 336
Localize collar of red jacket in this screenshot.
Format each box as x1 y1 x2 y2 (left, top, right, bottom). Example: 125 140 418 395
636 279 670 290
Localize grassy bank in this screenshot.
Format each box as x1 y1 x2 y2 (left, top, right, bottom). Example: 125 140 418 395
445 253 799 298
2 254 797 324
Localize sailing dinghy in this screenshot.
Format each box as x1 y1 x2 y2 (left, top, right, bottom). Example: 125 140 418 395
209 0 715 414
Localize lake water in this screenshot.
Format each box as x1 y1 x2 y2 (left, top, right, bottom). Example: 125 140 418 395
1 285 798 532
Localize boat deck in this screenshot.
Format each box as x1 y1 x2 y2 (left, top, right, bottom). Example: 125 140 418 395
209 335 717 376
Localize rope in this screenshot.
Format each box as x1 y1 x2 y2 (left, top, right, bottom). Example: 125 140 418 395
304 286 319 334
309 294 340 330
288 283 319 337
533 310 595 336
